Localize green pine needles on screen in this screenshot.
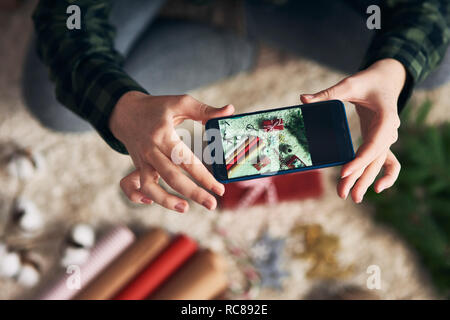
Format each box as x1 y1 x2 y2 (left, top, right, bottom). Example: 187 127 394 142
366 100 450 298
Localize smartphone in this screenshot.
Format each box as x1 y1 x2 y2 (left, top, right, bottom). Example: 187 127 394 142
204 100 355 183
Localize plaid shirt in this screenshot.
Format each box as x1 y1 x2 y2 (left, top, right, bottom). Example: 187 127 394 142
33 0 450 154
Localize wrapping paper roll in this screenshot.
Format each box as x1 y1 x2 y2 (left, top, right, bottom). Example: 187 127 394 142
150 249 228 300
75 228 170 300
37 225 135 300
225 136 251 164
228 138 265 175
226 136 260 170
114 234 198 300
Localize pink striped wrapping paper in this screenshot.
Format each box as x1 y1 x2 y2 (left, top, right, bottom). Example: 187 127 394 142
37 225 135 300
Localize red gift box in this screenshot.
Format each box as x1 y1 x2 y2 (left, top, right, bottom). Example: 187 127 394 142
219 170 323 210
285 155 308 169
253 156 271 171
262 119 284 132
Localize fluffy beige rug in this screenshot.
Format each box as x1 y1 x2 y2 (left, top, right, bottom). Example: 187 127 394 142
1 1 449 300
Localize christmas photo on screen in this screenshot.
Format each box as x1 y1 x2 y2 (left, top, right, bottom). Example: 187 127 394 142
218 107 312 179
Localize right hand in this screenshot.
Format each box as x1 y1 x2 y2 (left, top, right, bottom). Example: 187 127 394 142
301 58 404 203
109 91 234 213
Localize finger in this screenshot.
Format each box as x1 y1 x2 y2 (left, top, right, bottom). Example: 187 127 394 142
120 170 153 204
182 157 225 196
300 78 355 103
374 151 401 193
179 96 234 124
161 133 225 196
195 104 234 124
341 112 398 178
139 163 189 213
337 166 365 200
350 153 386 203
149 149 218 210
129 152 142 170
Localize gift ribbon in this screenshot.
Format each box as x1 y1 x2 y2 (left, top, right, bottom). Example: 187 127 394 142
235 177 278 209
264 119 283 132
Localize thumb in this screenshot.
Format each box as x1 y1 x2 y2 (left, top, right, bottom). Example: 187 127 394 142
300 78 353 104
191 103 235 124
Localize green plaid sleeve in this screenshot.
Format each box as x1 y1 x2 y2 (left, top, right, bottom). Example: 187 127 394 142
33 0 147 154
362 0 450 112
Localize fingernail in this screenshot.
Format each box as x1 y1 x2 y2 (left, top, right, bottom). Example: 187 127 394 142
202 200 215 210
141 197 152 204
175 202 187 213
302 94 314 99
212 185 225 196
377 186 385 193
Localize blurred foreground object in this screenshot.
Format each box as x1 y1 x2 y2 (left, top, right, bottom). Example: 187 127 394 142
36 226 135 300
366 100 450 298
249 232 287 289
114 234 197 300
290 224 353 279
11 197 44 235
150 249 228 300
17 261 40 287
76 228 170 300
61 223 96 268
0 143 45 181
70 224 95 249
0 249 21 278
220 171 322 209
0 243 43 287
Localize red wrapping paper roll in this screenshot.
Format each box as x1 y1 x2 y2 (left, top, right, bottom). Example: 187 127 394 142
114 234 197 300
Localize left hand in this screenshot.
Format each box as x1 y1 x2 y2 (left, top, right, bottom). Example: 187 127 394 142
109 92 234 212
300 58 406 203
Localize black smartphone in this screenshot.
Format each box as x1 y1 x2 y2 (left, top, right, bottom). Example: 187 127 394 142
204 100 355 183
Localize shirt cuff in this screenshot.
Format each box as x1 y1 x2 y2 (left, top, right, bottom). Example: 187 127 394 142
74 58 148 154
361 38 424 113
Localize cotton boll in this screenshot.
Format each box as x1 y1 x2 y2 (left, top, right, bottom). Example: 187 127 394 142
19 206 44 232
6 155 34 180
30 151 45 172
17 263 40 287
0 251 21 278
0 243 7 261
70 224 95 248
5 149 45 180
5 159 19 178
6 154 35 180
60 246 90 268
12 198 44 233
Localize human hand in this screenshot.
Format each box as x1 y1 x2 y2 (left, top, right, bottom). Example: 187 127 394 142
301 58 406 203
109 91 234 213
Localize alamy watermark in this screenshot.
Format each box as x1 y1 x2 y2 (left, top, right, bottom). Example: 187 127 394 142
366 5 381 30
65 264 82 290
66 5 81 30
66 4 381 31
366 265 381 290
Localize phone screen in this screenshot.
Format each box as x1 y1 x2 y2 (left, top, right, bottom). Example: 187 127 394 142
207 100 354 182
218 106 312 179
